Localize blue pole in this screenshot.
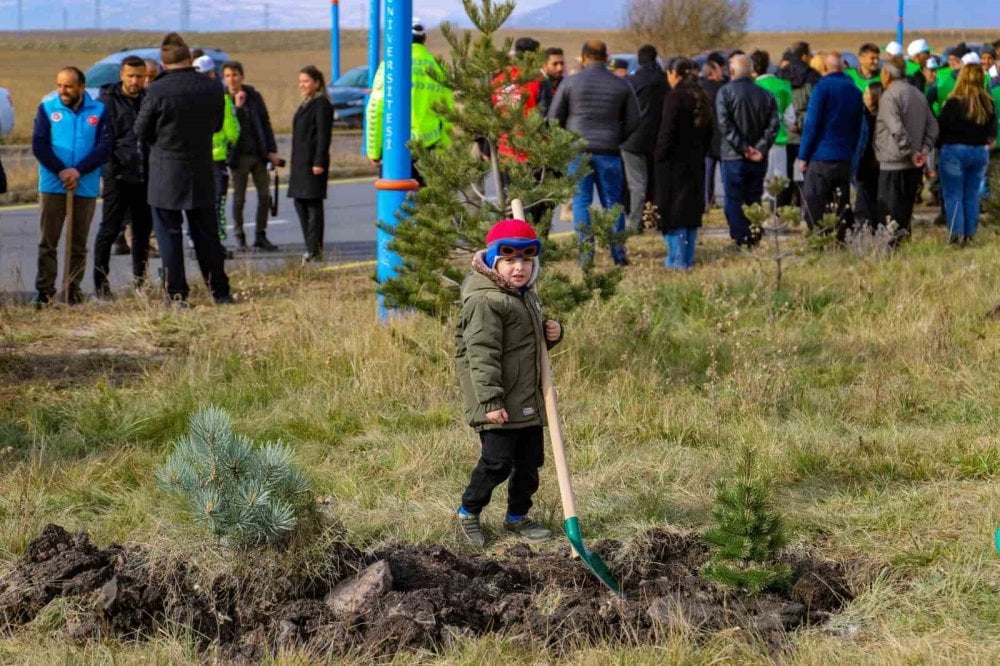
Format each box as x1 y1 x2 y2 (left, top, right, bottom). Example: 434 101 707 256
363 0 380 155
331 0 341 82
374 0 414 320
897 0 904 48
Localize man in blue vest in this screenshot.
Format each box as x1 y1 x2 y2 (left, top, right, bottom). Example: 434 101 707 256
31 66 112 307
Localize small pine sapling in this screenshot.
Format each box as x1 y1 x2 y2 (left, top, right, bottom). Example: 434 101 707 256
740 175 802 294
701 445 792 594
158 407 313 547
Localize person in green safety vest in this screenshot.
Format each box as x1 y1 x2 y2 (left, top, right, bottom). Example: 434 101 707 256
905 39 933 89
751 50 794 181
195 55 240 244
846 43 881 92
365 17 454 186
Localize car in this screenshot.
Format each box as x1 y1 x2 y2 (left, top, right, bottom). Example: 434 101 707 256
80 47 231 98
327 65 369 129
0 87 13 137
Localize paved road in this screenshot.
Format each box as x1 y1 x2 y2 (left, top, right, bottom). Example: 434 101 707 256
0 177 575 301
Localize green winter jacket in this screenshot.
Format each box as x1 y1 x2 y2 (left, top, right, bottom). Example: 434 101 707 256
455 253 559 432
846 68 880 92
213 93 240 163
755 75 793 146
365 42 454 162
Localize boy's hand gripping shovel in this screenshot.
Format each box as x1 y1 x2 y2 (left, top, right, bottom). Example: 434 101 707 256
510 199 623 597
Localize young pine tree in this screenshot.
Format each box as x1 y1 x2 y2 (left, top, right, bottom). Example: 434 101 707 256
701 445 792 594
158 407 313 547
379 0 624 318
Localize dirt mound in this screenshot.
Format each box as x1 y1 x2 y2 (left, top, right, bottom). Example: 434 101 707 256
0 524 855 659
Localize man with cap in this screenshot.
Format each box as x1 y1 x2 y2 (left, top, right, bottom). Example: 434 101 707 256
366 17 454 186
777 41 818 207
847 43 882 92
906 39 932 89
195 54 239 249
610 58 629 78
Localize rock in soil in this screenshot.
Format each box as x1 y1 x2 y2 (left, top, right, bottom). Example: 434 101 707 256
0 525 857 660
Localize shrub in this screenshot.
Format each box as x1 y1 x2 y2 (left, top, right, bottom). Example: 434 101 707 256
701 445 792 594
158 407 312 547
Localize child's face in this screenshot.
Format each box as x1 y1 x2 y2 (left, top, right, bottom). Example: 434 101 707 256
495 255 533 288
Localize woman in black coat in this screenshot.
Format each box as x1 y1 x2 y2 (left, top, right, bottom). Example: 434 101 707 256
654 57 714 270
288 65 334 262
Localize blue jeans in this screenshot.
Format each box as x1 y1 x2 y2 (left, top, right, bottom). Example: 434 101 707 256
940 143 989 240
720 159 767 245
569 153 628 264
663 228 697 270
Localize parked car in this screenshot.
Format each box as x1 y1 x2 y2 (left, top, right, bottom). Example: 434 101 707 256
71 47 231 99
328 65 369 129
0 87 13 137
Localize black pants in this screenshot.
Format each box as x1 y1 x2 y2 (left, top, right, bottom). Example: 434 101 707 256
231 153 269 237
93 178 152 291
213 161 229 240
777 143 800 208
152 206 230 301
855 170 880 229
294 198 325 258
877 168 923 236
803 160 853 234
461 426 544 517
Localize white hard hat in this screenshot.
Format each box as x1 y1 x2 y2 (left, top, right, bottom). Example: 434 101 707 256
907 39 931 57
193 55 215 74
884 41 903 57
962 51 982 66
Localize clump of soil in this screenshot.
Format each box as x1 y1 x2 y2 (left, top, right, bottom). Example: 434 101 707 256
0 524 856 660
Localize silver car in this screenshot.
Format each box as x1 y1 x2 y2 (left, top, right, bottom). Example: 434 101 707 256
0 86 13 137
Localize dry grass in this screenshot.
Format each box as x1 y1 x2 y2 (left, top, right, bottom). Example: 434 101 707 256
3 222 1000 660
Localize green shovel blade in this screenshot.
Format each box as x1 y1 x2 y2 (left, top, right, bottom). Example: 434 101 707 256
563 516 624 597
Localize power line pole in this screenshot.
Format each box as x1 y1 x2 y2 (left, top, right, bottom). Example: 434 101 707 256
17 0 23 33
264 2 270 30
821 0 829 30
180 0 190 31
933 0 939 27
63 7 68 30
95 0 101 29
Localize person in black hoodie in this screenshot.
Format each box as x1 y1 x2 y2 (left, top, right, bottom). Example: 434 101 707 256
777 42 819 207
135 32 232 305
621 44 667 233
93 55 153 298
699 53 726 211
853 82 883 228
222 61 281 252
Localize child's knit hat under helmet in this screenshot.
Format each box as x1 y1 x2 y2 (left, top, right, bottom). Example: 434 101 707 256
484 219 542 269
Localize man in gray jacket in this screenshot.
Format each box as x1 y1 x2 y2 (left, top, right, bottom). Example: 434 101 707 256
875 56 938 239
548 40 640 265
717 54 779 247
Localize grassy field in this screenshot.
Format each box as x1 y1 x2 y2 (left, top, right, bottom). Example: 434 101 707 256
2 218 1000 662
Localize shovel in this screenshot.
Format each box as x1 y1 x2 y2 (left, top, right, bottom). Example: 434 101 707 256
62 189 74 304
510 199 623 597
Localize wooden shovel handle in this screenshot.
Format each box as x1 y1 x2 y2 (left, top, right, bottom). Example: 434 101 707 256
511 198 578 521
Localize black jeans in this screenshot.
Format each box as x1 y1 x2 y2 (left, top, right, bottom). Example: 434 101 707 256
294 198 325 258
803 160 853 234
777 143 800 208
461 426 544 517
231 153 270 237
94 178 152 291
854 170 880 229
152 206 230 301
877 167 923 236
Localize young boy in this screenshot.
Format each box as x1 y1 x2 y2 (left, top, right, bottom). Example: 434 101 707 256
455 219 563 547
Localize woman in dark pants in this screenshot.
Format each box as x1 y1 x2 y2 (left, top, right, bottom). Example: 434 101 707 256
289 65 334 262
853 82 882 229
654 57 714 270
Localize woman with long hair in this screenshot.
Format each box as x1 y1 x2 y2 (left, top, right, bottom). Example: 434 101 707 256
937 64 996 244
288 65 334 262
854 81 883 228
653 57 714 269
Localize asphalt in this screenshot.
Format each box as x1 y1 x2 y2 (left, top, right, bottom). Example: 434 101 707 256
0 177 381 301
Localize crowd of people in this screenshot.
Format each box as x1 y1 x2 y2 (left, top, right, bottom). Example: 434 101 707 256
22 25 1000 307
479 33 1000 269
27 32 334 307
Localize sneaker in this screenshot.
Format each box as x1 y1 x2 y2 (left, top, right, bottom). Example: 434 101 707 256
254 236 279 251
503 516 553 542
213 294 236 305
457 512 485 547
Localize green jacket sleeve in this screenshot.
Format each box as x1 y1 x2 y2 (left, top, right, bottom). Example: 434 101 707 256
224 94 240 146
365 63 385 161
462 298 506 413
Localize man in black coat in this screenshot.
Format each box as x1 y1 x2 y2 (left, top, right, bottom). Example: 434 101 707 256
621 44 667 233
135 32 232 305
93 56 153 298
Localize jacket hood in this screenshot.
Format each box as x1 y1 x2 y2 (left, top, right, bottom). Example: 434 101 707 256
779 59 819 88
465 250 539 298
